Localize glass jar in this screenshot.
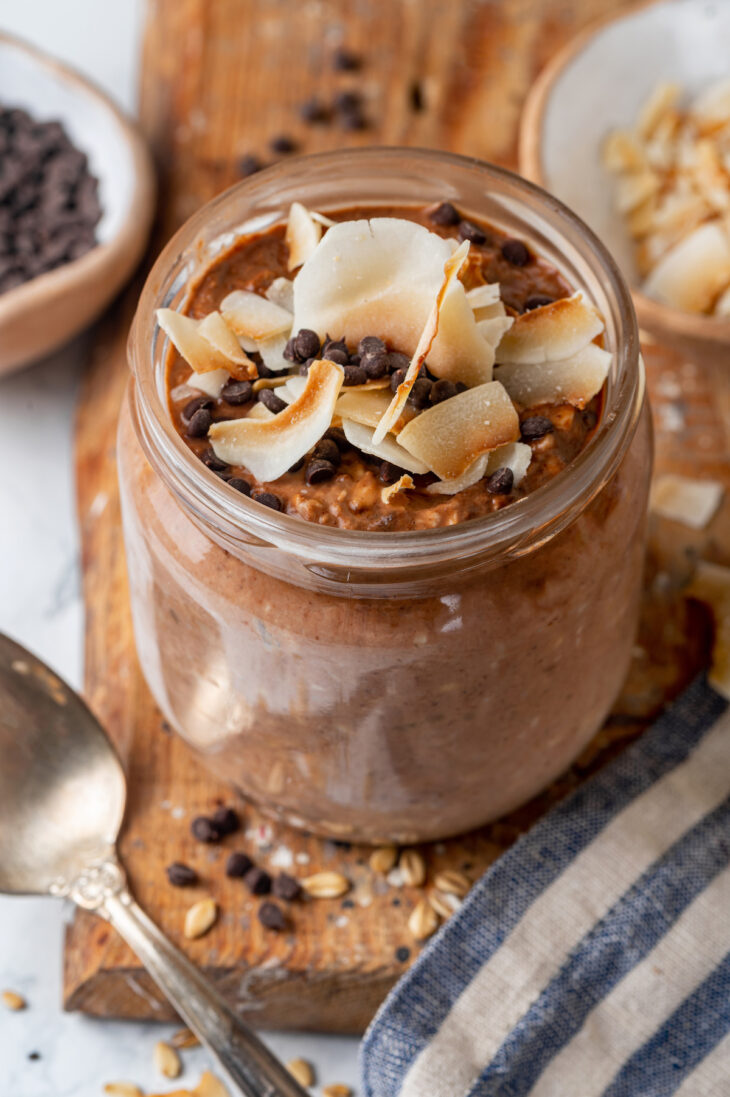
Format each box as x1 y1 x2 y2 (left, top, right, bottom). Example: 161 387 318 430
120 149 651 844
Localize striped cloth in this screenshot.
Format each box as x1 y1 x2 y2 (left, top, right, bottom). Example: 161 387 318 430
361 677 730 1097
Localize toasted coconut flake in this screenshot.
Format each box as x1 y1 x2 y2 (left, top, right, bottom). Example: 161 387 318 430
487 441 532 483
247 402 276 420
286 202 323 271
427 253 497 386
615 170 661 214
643 221 730 313
342 419 429 474
686 561 730 699
292 216 456 354
278 375 308 404
265 276 294 312
256 331 292 372
714 283 730 316
373 241 470 443
425 454 489 495
650 475 724 529
188 368 230 398
691 77 730 135
209 359 344 480
637 82 680 140
495 342 611 409
602 130 647 173
336 386 412 431
220 289 293 341
495 293 604 365
157 309 240 375
477 313 514 349
465 283 502 311
397 380 519 480
197 312 257 379
382 474 414 503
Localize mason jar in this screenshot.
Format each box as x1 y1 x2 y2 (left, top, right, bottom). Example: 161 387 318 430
119 148 652 844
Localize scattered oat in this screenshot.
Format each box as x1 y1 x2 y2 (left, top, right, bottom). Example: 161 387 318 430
103 1085 144 1097
184 897 218 939
301 871 351 899
408 897 440 941
322 1085 352 1097
399 849 426 887
369 846 398 875
687 560 730 699
286 1058 315 1086
428 890 457 920
170 1028 201 1050
154 1041 182 1079
195 1071 230 1097
650 474 724 529
2 989 26 1011
432 869 471 897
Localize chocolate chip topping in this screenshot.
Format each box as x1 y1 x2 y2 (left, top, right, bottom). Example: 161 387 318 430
343 364 367 386
407 376 433 409
202 449 230 473
272 872 302 901
220 379 253 405
252 490 283 511
166 862 198 887
501 239 530 266
324 426 349 452
387 351 410 373
524 294 553 311
269 134 298 155
363 351 388 378
430 378 458 404
378 461 402 485
312 438 341 466
185 407 213 439
258 388 287 414
244 865 272 895
238 153 263 177
228 477 252 495
358 335 386 357
191 815 221 843
429 202 461 227
306 458 337 484
225 851 254 878
521 415 554 441
182 395 213 422
211 805 240 835
486 467 514 495
300 97 331 125
333 46 362 71
294 328 321 360
390 367 407 392
258 901 288 931
458 220 487 245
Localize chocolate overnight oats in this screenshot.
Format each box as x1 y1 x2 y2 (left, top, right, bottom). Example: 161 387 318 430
120 150 651 842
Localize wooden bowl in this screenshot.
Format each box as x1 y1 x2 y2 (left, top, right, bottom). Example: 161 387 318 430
0 34 155 374
519 0 730 368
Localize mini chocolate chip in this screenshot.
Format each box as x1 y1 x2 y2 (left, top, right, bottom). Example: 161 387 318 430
324 426 349 451
258 388 287 413
228 477 252 495
289 456 306 472
238 153 263 177
294 328 321 359
306 458 336 484
378 461 401 485
429 201 460 226
362 350 388 378
333 90 362 113
583 409 598 430
300 96 331 125
258 901 288 930
225 851 253 878
244 866 272 895
524 294 553 311
343 364 367 386
340 108 368 131
191 815 221 843
430 378 458 404
166 862 198 887
252 490 283 511
182 395 213 422
521 415 554 441
387 351 410 373
324 348 349 366
211 805 240 835
298 359 314 375
408 376 433 408
358 335 385 357
455 381 468 393
486 467 514 495
409 80 426 112
272 872 302 901
255 360 275 378
221 379 253 404
390 368 406 392
185 407 212 438
27 1052 41 1061
341 897 355 909
312 438 341 465
270 134 298 155
333 46 361 71
395 946 411 963
323 336 348 357
502 238 530 266
458 220 486 244
349 353 362 365
283 336 300 362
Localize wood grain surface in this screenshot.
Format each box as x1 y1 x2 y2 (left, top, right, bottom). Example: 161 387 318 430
66 0 729 1032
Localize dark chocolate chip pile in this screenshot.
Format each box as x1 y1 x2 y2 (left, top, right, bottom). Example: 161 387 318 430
0 105 102 295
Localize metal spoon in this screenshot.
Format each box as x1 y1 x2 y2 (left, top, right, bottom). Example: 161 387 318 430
0 632 307 1097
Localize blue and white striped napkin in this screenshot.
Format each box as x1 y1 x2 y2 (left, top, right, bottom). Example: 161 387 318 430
361 677 730 1097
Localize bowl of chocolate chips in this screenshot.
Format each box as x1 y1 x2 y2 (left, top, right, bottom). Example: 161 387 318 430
0 33 155 374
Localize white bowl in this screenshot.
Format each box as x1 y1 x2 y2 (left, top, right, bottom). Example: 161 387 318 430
0 33 155 374
519 0 730 367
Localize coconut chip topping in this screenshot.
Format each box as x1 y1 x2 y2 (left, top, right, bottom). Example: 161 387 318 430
603 78 730 314
158 203 611 518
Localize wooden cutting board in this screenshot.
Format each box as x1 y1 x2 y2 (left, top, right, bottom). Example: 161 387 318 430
65 0 730 1033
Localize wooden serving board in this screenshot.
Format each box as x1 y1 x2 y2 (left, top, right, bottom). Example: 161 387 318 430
66 0 730 1032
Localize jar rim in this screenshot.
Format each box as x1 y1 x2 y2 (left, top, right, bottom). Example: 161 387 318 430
128 147 643 573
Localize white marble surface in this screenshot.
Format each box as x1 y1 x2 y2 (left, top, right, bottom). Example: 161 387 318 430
0 3 360 1093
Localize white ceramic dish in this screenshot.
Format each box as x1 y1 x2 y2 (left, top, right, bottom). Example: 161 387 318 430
0 33 155 374
519 0 730 367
